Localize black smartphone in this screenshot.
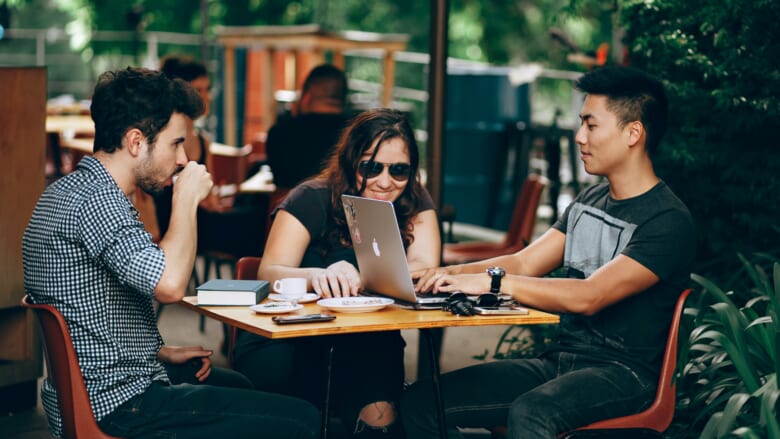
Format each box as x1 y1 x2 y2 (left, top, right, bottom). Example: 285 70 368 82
473 306 529 315
272 313 336 324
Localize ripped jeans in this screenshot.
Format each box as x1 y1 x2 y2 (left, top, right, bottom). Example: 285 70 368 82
401 352 656 439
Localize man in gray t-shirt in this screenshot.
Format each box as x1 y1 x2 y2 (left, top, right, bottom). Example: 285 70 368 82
406 66 695 438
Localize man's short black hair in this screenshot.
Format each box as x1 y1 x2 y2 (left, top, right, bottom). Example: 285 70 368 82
160 55 208 82
90 67 203 153
301 64 348 107
576 66 668 156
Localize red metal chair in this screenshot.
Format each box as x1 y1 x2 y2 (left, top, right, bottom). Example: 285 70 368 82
492 288 692 439
20 294 123 439
442 174 547 265
225 256 263 367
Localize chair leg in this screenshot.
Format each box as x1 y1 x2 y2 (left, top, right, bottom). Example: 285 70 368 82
198 255 213 333
215 258 234 357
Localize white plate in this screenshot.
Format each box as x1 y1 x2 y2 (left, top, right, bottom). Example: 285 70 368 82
316 297 394 313
267 293 321 303
250 303 304 314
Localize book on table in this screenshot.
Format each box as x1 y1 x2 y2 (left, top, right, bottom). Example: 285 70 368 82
196 279 270 306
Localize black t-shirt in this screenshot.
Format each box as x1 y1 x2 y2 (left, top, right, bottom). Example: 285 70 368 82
277 179 435 269
266 113 351 189
549 181 695 380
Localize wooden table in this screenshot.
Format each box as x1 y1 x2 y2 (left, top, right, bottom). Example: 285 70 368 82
45 115 95 177
179 297 558 438
45 115 94 136
59 137 93 155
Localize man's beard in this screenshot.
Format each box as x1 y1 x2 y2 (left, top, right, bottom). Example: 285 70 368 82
137 175 165 196
135 154 168 196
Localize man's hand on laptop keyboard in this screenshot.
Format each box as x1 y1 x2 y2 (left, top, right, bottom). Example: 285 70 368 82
412 266 455 293
414 267 492 297
313 261 361 298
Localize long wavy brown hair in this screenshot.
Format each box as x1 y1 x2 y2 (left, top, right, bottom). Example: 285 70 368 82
319 108 428 253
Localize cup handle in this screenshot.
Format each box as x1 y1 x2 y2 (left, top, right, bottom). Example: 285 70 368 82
273 279 283 294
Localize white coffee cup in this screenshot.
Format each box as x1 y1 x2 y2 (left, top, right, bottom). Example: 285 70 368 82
273 277 307 301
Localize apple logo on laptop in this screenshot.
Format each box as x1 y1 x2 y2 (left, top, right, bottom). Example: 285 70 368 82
372 238 381 257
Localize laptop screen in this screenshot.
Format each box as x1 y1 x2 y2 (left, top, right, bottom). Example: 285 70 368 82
341 195 447 307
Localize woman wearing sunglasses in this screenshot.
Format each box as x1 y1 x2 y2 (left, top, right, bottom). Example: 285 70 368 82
232 108 441 438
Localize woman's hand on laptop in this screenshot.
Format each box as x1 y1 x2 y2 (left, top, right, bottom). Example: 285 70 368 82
313 261 361 298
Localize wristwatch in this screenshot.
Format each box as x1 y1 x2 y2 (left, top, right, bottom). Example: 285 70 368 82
486 267 506 294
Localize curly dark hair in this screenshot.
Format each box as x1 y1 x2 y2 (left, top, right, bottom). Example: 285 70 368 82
319 108 428 253
90 67 202 154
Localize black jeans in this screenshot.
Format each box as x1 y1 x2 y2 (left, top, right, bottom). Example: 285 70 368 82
233 330 406 434
401 352 656 439
98 362 320 438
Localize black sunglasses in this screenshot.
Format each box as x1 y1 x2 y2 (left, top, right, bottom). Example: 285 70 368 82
444 292 502 315
358 160 411 181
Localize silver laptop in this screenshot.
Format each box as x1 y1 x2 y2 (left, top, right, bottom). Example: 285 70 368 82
341 195 449 309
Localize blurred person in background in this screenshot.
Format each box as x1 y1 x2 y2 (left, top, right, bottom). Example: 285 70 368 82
266 63 351 190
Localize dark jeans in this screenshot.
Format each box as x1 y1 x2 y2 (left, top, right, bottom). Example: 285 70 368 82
164 360 254 389
401 352 656 439
232 330 406 435
98 362 320 438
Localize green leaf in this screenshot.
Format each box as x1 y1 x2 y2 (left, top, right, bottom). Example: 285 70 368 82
755 375 780 439
700 412 724 439
739 253 772 295
718 392 752 437
730 427 763 439
708 305 761 391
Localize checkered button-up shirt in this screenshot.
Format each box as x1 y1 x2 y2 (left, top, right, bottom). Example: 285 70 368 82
22 156 168 437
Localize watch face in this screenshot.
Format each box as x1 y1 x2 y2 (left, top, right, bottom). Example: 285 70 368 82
487 267 505 277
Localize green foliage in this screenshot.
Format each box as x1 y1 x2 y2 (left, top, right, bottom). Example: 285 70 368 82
618 0 780 282
672 257 779 439
474 324 559 361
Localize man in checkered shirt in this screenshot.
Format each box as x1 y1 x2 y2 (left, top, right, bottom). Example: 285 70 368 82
23 67 319 438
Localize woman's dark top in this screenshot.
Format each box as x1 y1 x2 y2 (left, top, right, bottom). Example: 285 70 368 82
277 178 436 269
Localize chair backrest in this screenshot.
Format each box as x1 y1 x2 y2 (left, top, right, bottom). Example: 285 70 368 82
502 174 547 249
227 256 263 366
575 288 693 432
20 295 122 439
235 256 262 281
